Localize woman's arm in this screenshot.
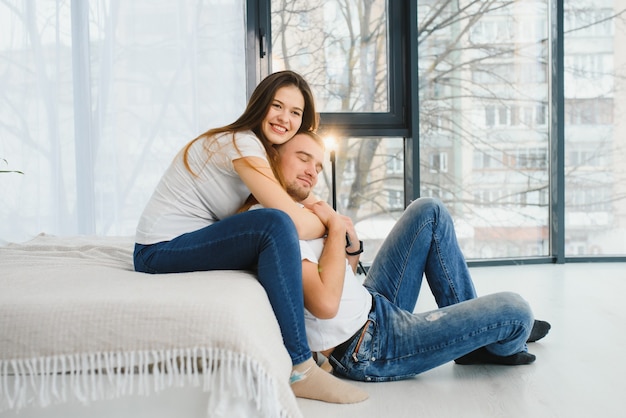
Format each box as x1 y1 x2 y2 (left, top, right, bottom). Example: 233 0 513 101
234 156 325 239
301 201 347 319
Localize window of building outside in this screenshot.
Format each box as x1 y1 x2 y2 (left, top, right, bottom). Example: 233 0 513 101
564 1 626 256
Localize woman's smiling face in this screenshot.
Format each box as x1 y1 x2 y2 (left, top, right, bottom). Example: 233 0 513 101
261 85 305 145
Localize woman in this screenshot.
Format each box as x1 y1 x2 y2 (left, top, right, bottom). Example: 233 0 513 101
133 71 367 404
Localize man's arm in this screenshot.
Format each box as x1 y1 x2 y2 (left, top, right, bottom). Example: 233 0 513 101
301 201 348 319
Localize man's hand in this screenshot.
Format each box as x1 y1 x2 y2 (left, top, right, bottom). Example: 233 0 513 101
340 214 361 255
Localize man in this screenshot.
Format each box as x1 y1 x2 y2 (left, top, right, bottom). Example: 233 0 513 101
273 131 550 382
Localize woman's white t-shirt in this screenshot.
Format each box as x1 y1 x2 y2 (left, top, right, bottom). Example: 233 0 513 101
300 238 372 352
136 131 267 245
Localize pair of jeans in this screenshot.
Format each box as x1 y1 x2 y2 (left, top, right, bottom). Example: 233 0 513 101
329 198 533 382
133 208 311 365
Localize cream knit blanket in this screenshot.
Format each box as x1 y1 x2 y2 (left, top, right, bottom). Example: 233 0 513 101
0 234 301 417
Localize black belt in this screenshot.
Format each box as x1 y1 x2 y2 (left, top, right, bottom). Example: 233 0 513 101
330 295 375 361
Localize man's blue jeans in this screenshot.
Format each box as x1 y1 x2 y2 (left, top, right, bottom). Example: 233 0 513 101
133 209 311 365
330 198 534 382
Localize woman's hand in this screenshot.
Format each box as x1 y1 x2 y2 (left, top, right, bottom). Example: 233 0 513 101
340 214 361 255
305 200 343 231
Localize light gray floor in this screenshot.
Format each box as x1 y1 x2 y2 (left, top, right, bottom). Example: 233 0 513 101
298 262 626 418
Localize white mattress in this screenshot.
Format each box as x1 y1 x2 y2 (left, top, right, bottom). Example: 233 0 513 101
0 234 301 418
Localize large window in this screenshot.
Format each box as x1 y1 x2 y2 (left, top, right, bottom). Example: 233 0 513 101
564 1 626 256
2 0 625 262
269 0 626 261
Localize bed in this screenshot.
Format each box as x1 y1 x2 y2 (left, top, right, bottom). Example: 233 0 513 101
0 234 302 418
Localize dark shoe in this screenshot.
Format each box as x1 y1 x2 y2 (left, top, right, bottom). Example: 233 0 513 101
455 347 536 366
527 320 551 343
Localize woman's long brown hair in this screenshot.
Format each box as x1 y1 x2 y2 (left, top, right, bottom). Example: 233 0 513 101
181 71 319 177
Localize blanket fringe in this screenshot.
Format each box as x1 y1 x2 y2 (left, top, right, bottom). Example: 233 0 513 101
0 348 290 418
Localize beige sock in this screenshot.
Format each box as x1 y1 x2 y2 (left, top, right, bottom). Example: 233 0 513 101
312 352 334 373
290 358 368 404
319 358 334 373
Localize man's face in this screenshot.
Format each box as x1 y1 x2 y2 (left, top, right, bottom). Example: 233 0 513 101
277 133 324 202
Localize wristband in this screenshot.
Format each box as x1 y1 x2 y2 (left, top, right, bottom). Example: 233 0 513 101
346 240 363 256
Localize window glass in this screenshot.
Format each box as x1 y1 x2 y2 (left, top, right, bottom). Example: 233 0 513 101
271 0 400 263
418 0 550 259
564 1 626 256
314 136 404 264
270 0 389 113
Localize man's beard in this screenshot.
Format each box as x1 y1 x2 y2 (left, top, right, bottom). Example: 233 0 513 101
286 181 310 202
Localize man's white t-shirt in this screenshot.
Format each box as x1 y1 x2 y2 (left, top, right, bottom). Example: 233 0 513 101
136 131 267 245
300 238 372 352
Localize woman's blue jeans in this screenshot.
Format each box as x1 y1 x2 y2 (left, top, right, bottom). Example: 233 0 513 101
330 198 534 382
133 209 311 365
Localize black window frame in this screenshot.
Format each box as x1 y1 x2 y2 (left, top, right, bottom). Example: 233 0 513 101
249 0 410 138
